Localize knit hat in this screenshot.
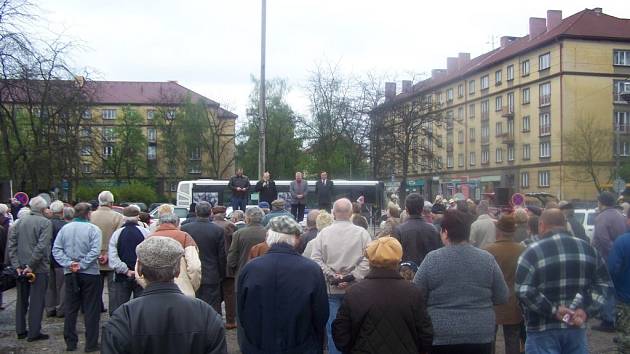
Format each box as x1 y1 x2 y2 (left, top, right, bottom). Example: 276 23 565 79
496 214 516 233
365 237 403 267
123 205 140 218
271 199 285 209
136 236 184 269
212 205 227 215
267 215 303 235
258 201 270 209
431 203 446 214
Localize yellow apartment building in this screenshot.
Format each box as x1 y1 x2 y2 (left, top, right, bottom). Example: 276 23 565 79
375 8 630 202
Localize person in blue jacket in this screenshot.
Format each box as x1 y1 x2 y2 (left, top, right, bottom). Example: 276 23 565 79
608 214 630 353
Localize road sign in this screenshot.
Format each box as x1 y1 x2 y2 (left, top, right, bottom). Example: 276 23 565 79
14 192 29 206
614 178 626 193
511 193 525 207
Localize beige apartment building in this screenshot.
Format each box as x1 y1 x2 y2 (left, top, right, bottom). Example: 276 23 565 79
376 8 630 201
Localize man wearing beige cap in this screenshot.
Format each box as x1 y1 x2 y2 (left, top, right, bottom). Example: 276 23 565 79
102 236 227 353
333 237 433 354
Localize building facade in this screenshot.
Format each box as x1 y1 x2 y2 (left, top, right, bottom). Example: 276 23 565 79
375 8 630 201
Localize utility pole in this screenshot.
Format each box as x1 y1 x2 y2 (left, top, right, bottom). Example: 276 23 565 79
258 0 267 179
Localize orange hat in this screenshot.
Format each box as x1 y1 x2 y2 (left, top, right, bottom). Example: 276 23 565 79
365 237 403 267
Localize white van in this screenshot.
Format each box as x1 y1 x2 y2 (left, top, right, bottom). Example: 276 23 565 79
573 209 597 240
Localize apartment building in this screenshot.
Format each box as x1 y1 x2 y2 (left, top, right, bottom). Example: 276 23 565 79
376 8 630 201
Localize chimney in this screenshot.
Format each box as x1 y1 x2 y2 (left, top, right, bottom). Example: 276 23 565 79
458 53 471 70
547 10 562 30
500 36 517 47
385 82 396 101
401 80 412 94
529 17 546 39
446 57 458 73
593 7 602 14
431 69 447 79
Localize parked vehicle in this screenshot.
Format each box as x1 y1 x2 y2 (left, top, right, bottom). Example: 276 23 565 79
149 206 188 223
573 209 597 240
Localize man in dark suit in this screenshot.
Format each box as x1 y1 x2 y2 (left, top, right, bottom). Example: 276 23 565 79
180 201 226 312
255 171 278 205
315 171 334 212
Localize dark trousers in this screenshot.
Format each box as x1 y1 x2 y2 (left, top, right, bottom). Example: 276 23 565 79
100 270 114 314
231 197 247 212
64 273 100 349
432 342 492 354
196 283 221 314
222 277 235 324
16 272 48 338
110 276 143 314
494 324 522 354
291 204 306 222
45 267 65 314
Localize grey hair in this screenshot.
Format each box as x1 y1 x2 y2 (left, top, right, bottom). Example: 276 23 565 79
477 200 490 215
333 198 352 221
50 200 64 214
266 230 296 247
98 190 114 206
63 206 75 220
159 213 180 226
0 203 8 214
17 207 31 219
245 207 264 224
140 258 181 283
306 209 320 228
29 196 48 211
231 210 244 222
195 201 211 218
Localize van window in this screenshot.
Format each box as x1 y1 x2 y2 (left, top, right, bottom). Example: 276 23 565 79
573 212 585 224
587 213 596 226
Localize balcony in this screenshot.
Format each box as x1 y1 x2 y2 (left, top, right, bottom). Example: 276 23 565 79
501 133 515 144
501 106 514 118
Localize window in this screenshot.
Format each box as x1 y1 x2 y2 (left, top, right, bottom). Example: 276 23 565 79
495 70 502 85
507 92 515 113
481 100 489 119
521 59 530 76
469 152 476 166
539 82 551 106
447 154 454 168
495 122 503 136
458 130 464 144
539 52 550 71
147 128 157 142
615 111 630 133
507 144 515 161
539 141 551 158
615 50 630 66
481 122 490 144
190 146 201 160
458 84 464 98
522 87 530 104
458 153 464 167
79 127 91 138
469 127 476 142
507 118 514 136
618 141 630 156
147 110 155 120
523 144 531 160
522 116 531 132
495 96 503 111
539 112 551 136
446 88 454 102
80 145 91 156
147 145 156 160
82 110 92 119
538 171 550 187
469 80 476 95
170 182 178 192
469 103 475 118
481 147 489 164
102 127 115 142
81 163 91 174
614 80 630 103
102 109 116 120
480 75 489 90
496 148 503 163
166 110 176 120
436 92 443 105
507 65 514 81
103 145 114 158
446 111 454 129
521 172 529 188
188 162 201 174
457 107 464 121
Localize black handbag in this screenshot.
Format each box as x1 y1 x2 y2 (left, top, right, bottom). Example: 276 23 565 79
0 265 17 291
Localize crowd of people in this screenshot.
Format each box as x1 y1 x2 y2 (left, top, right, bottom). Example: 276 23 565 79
0 177 629 353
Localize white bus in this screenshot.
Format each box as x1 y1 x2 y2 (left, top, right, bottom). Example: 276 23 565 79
176 179 385 223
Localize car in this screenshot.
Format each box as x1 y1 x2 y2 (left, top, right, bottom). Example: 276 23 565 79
573 209 597 240
149 206 189 224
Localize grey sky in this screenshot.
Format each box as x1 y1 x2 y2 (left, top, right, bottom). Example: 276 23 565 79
35 0 629 122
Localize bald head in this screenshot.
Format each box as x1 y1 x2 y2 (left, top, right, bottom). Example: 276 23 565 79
539 208 567 237
333 198 353 221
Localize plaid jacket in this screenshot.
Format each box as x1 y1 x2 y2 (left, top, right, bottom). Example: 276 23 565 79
515 229 612 332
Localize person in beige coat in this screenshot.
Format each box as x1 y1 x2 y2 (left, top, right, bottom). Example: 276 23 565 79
90 190 124 314
143 213 201 297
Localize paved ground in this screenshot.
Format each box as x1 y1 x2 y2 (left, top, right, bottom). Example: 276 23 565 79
0 287 620 353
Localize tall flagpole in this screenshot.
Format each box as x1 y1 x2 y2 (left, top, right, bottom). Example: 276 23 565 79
258 0 267 179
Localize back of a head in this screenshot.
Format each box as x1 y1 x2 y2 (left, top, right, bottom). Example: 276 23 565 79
316 211 334 231
514 208 529 224
441 209 471 243
333 198 353 221
388 204 401 219
306 209 320 228
98 190 114 206
157 204 175 216
159 212 180 226
352 202 361 214
74 202 91 220
0 203 8 215
477 200 490 215
29 196 48 212
63 206 75 220
540 208 566 229
195 202 211 218
405 193 424 216
50 200 65 214
189 202 197 213
245 206 264 224
351 214 369 230
598 191 616 208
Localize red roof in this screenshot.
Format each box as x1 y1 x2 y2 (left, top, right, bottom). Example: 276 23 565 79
396 8 630 102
